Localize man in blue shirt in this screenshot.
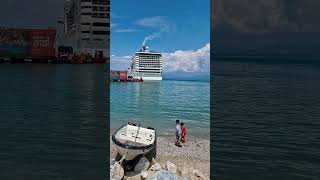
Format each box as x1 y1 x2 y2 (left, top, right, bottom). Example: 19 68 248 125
175 119 182 147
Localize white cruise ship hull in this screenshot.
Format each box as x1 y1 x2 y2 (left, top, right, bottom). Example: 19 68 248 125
131 46 163 81
141 77 162 81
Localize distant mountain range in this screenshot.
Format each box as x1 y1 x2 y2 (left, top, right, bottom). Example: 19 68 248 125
163 72 209 81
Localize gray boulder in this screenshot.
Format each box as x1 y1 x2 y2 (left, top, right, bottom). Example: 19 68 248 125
148 163 162 171
110 159 124 180
146 170 178 180
165 161 178 174
134 156 150 172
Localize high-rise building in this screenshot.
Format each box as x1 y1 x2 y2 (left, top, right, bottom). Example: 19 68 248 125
64 0 109 58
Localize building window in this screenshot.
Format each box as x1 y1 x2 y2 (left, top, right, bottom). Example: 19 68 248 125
81 12 91 16
93 38 104 41
92 13 109 18
92 31 109 35
92 22 109 27
92 0 107 5
81 6 91 9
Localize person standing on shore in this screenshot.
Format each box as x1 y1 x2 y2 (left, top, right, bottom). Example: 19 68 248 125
180 122 187 144
175 120 182 147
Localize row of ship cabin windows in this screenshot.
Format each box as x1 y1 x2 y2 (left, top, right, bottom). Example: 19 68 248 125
134 60 161 62
135 72 162 74
136 63 162 66
137 62 162 64
137 63 162 65
136 62 161 64
138 66 162 68
137 60 161 62
136 57 161 59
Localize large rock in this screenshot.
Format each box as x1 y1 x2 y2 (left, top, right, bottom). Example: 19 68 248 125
126 171 140 177
165 161 177 174
151 158 157 165
134 156 150 172
146 170 178 180
148 163 162 171
179 168 207 180
110 159 124 180
141 171 148 179
126 173 142 180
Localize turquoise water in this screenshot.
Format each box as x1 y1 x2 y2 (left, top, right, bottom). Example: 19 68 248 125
110 80 210 136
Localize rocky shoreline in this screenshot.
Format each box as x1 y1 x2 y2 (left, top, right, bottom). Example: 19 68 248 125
110 135 210 180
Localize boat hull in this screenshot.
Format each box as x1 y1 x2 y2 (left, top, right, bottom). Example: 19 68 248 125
133 76 162 81
112 124 156 161
116 144 153 160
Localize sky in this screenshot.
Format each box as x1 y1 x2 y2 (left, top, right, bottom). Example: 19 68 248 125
213 0 320 56
0 0 64 29
0 0 66 44
0 0 210 80
111 0 210 79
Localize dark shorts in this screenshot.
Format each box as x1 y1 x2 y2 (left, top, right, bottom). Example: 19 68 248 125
176 134 181 141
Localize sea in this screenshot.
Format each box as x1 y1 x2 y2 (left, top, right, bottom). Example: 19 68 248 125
0 64 107 179
212 58 320 180
110 79 210 137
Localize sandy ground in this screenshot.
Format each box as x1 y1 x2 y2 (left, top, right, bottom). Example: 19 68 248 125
110 134 210 178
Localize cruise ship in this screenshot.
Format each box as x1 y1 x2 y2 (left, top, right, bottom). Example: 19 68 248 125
63 0 109 58
130 46 163 81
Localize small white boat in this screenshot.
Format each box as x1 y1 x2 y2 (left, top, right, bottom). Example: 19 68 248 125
112 122 156 161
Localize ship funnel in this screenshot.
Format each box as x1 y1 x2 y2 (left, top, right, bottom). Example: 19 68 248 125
140 46 150 52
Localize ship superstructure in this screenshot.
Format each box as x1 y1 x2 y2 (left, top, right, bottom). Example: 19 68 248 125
130 46 163 81
63 0 109 58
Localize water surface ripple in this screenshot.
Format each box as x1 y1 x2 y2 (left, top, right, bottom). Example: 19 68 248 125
212 60 320 180
0 64 107 179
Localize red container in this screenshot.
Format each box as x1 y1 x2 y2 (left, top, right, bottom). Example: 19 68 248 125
118 71 128 81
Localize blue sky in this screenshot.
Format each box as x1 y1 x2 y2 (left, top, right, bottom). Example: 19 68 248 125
111 0 210 79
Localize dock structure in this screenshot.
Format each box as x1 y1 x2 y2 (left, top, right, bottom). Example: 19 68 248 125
110 70 143 82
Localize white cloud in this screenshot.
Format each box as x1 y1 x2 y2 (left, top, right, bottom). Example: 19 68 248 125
114 28 138 33
110 55 132 70
111 43 210 73
110 23 118 29
135 16 169 28
135 16 170 47
163 43 210 73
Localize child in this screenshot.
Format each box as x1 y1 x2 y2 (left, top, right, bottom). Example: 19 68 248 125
180 122 187 144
